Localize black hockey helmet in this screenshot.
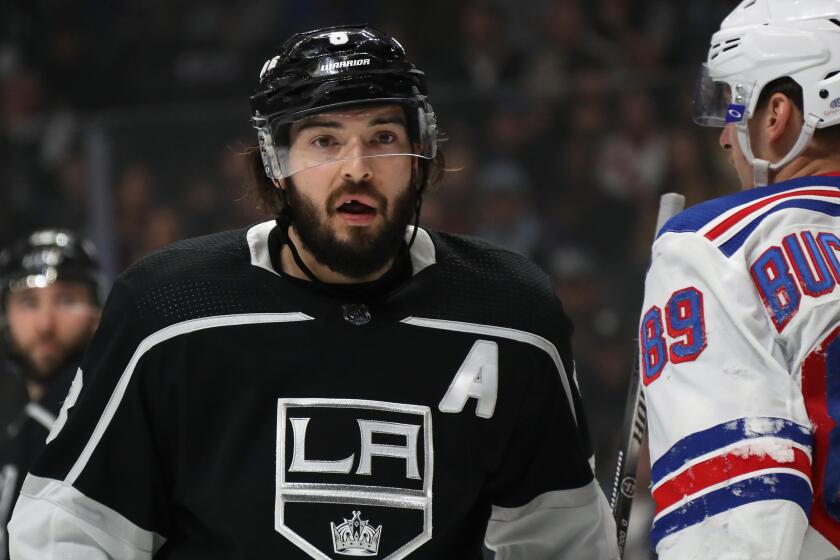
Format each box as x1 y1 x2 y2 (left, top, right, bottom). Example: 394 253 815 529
0 229 103 309
250 24 438 180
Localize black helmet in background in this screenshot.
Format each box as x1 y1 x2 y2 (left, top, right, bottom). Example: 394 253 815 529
0 229 103 310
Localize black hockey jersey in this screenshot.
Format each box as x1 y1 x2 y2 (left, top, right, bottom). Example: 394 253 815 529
8 222 618 560
0 359 78 560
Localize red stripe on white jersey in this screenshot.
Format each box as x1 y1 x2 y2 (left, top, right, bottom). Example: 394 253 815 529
652 446 812 517
801 325 840 550
705 189 840 242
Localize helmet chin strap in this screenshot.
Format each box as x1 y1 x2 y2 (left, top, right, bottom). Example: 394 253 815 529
736 113 821 186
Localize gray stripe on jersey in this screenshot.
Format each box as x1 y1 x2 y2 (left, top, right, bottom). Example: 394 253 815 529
24 403 56 432
400 316 578 424
65 312 314 484
1 465 19 552
10 474 166 559
485 479 619 560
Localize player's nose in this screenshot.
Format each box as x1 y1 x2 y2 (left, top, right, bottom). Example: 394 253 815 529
340 144 374 182
33 304 58 335
719 125 734 152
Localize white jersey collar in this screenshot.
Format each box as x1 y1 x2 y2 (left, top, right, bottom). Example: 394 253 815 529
246 220 437 278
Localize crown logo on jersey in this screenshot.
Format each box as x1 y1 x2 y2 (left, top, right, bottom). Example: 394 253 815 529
331 510 382 556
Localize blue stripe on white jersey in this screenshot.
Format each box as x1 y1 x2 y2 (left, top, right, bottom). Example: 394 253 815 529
656 176 840 257
650 416 812 485
718 198 840 256
651 473 813 548
650 417 814 549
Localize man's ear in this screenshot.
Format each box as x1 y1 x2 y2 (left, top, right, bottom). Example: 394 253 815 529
764 92 797 144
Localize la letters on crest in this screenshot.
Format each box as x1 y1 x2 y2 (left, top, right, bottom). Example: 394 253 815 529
276 399 433 560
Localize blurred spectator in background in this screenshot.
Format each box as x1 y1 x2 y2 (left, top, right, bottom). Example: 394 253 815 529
594 88 669 263
135 206 183 261
0 230 101 560
596 89 669 203
547 246 626 477
475 160 543 256
420 125 480 235
523 0 615 98
114 163 158 265
456 1 524 92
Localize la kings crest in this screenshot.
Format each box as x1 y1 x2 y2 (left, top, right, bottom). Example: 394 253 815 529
276 398 433 559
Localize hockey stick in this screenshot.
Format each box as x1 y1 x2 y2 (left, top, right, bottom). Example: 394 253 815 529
610 192 685 558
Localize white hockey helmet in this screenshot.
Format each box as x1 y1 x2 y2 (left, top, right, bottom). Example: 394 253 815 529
694 0 840 185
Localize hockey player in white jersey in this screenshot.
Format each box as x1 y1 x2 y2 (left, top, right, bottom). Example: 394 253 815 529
641 1 840 559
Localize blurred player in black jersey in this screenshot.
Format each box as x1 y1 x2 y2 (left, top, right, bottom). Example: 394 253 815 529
0 229 101 559
9 26 618 559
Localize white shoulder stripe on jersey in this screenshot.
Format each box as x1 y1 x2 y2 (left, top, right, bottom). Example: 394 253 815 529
247 221 437 277
400 316 577 424
65 312 314 485
0 465 19 530
485 479 619 560
11 474 166 558
24 402 57 431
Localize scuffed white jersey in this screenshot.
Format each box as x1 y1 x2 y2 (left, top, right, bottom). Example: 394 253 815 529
641 175 840 560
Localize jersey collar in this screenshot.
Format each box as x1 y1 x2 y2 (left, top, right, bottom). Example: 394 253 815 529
245 220 437 278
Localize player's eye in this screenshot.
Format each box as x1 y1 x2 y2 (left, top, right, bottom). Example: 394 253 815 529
374 132 397 145
310 135 338 149
18 296 39 310
57 293 84 308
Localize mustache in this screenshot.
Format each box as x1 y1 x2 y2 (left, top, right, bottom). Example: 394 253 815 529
326 180 388 214
32 334 61 348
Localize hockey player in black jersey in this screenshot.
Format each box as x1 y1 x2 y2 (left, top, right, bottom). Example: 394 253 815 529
0 229 102 559
8 25 618 559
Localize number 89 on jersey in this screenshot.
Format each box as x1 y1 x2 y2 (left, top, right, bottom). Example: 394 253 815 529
641 287 708 385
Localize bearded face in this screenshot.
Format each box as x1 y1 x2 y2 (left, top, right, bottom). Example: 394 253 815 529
285 174 416 279
282 105 419 279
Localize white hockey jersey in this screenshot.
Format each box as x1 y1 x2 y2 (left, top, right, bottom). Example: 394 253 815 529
641 174 840 559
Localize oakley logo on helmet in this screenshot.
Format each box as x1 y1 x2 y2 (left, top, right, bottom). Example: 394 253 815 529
725 104 746 124
318 58 371 74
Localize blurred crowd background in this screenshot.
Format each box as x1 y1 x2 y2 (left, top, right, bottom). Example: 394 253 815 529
2 0 743 557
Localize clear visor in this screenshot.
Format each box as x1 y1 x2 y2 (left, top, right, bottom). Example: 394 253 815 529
257 104 437 179
692 64 750 127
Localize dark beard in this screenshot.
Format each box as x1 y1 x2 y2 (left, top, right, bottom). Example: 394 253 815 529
9 334 88 382
285 178 416 279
